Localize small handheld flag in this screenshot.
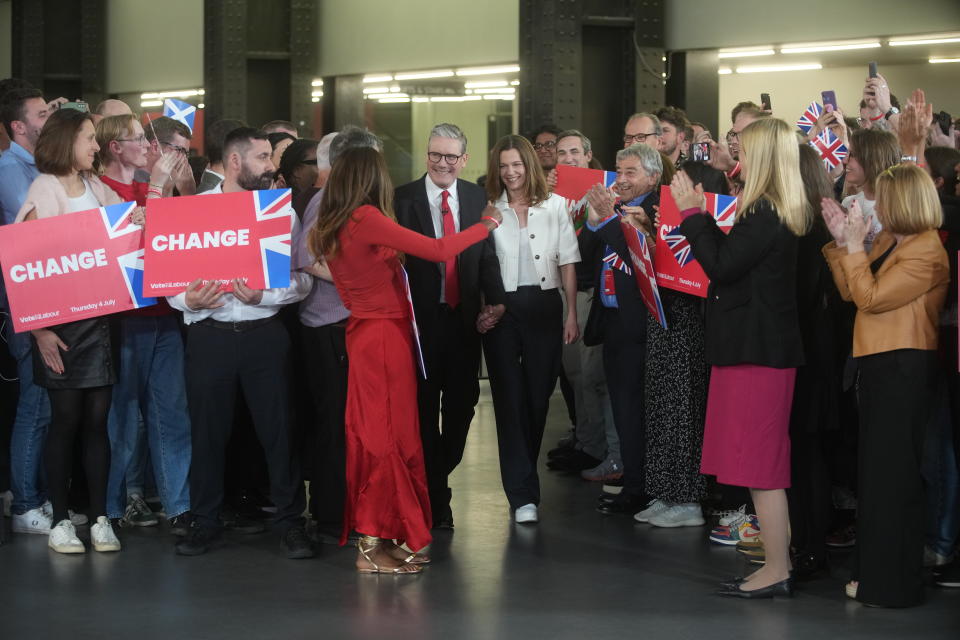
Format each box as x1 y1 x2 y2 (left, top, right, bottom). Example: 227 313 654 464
809 129 848 171
163 98 196 132
796 102 823 135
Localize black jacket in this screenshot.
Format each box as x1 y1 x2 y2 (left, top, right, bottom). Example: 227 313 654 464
394 176 506 368
679 198 804 368
581 192 659 346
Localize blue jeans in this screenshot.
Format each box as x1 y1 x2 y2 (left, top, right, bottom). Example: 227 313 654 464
106 315 191 519
6 322 50 515
924 382 960 557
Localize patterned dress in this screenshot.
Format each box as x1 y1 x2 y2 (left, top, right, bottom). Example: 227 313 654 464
644 289 710 503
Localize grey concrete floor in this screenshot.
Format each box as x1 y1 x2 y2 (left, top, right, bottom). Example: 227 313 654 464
1 383 958 639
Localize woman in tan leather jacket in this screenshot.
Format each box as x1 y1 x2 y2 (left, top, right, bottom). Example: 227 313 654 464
822 163 949 607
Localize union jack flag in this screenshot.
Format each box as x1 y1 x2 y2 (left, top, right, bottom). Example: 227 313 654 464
664 225 694 267
254 189 294 289
705 192 738 230
603 250 632 276
809 129 848 171
797 101 823 135
99 201 156 309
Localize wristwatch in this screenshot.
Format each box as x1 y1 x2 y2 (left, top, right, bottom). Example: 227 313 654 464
884 106 900 120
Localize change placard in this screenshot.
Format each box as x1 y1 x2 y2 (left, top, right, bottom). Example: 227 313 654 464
0 201 155 332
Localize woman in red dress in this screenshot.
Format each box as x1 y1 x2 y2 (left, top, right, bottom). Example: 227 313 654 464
309 147 501 574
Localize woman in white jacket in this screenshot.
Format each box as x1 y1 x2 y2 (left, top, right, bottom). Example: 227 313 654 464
482 134 580 524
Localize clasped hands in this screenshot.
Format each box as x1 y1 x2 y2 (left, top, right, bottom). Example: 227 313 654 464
184 278 264 310
476 303 505 334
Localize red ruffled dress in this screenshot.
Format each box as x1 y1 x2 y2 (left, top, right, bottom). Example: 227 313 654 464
326 205 489 551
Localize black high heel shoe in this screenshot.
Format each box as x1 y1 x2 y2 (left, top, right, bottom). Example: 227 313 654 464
716 577 794 599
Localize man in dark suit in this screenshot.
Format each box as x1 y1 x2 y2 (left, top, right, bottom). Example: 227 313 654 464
394 123 506 529
580 143 662 517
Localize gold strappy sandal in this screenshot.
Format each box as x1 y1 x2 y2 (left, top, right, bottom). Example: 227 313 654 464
356 536 422 575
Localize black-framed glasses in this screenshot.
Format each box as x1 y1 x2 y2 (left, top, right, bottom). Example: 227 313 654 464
427 152 463 164
160 141 189 155
623 132 658 145
117 135 148 144
532 140 556 151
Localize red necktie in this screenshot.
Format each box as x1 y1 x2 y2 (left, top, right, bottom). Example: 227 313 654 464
441 189 460 308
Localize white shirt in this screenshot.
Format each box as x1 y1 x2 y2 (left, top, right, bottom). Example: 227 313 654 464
491 191 580 291
424 176 460 304
166 183 311 324
65 178 102 214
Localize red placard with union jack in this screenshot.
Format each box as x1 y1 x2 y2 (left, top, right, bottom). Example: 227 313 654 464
141 189 293 296
0 202 156 332
653 185 737 297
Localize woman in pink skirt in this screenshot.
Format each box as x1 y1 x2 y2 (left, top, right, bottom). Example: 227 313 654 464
673 117 811 598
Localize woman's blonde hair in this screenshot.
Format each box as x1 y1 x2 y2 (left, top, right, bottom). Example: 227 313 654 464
95 114 139 168
739 117 811 236
308 146 395 259
875 163 943 234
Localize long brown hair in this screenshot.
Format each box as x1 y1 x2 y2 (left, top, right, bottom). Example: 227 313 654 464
797 143 834 222
308 146 395 259
485 134 548 206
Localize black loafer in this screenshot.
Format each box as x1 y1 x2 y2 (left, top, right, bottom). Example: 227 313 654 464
719 576 746 590
596 494 648 515
716 577 794 599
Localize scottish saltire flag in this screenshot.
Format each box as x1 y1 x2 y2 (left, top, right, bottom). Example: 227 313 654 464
664 226 694 267
254 189 294 288
705 192 738 230
100 201 157 309
163 98 196 132
400 266 428 379
602 250 633 276
809 129 848 171
797 102 823 135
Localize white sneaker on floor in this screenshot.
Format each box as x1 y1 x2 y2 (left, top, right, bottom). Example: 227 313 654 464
90 516 121 552
12 506 52 534
514 504 538 524
41 501 88 527
633 498 670 523
1 490 12 517
648 503 705 528
48 519 85 553
714 504 747 527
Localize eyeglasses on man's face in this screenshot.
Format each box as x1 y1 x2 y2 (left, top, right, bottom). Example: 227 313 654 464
117 135 148 145
623 132 659 145
533 140 557 151
427 151 463 164
161 141 189 155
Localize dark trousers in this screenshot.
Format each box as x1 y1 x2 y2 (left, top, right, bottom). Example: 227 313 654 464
483 287 562 509
788 430 831 559
301 321 348 534
854 349 936 607
601 307 647 497
185 319 305 532
417 306 481 525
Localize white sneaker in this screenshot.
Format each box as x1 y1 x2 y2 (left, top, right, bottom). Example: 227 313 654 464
633 498 670 523
41 501 88 527
1 490 12 517
12 506 53 534
90 516 121 552
716 504 747 527
514 503 538 524
648 503 706 528
48 519 85 553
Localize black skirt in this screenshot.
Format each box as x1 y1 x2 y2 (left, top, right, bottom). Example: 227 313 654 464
31 317 117 389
